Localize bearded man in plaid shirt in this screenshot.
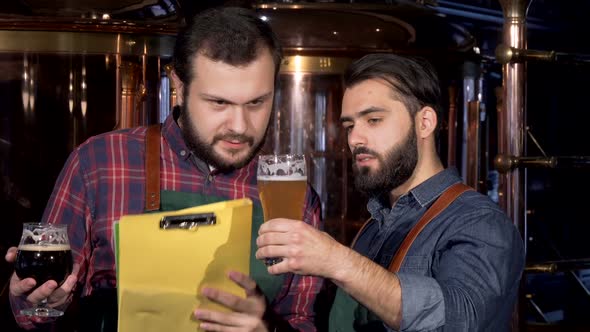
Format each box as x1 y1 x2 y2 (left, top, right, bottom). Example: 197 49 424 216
6 7 323 332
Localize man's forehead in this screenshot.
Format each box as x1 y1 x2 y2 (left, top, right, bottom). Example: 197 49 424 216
341 88 407 120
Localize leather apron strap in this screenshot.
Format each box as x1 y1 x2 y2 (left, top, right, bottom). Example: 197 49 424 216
387 182 472 273
350 182 472 272
145 124 161 211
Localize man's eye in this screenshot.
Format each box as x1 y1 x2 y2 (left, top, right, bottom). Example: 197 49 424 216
248 99 263 106
212 100 227 106
368 118 381 124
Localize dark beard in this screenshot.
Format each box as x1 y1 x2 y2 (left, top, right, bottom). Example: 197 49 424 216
352 127 418 197
178 102 263 173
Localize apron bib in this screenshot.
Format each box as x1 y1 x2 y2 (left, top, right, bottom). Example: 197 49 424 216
79 190 283 332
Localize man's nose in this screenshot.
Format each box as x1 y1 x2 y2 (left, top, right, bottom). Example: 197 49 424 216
348 125 367 149
227 106 248 134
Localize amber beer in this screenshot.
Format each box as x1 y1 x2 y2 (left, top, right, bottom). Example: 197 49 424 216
257 175 307 222
15 244 73 286
257 154 307 265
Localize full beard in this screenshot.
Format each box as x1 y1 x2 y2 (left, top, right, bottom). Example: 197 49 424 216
178 103 263 173
352 127 418 197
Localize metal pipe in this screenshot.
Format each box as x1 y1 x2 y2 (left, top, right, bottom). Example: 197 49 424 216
525 259 590 274
118 61 142 129
497 0 529 241
447 85 458 167
497 1 531 331
525 264 557 274
494 155 590 173
496 44 590 65
466 100 481 190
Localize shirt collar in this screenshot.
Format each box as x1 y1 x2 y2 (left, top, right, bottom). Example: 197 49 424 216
367 192 390 223
162 111 192 162
367 167 463 216
409 167 463 208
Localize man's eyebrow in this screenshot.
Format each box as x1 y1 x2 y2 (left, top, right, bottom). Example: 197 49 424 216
339 107 387 124
246 92 274 103
199 92 273 105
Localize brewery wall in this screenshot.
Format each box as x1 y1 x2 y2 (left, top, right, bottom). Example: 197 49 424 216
0 1 479 250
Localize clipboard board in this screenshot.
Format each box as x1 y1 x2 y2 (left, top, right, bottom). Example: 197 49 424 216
115 198 253 332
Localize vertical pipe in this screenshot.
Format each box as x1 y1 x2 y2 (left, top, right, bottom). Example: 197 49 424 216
463 61 481 188
497 1 530 331
466 100 481 190
447 85 458 167
119 61 141 129
115 35 122 130
497 0 529 244
163 63 177 111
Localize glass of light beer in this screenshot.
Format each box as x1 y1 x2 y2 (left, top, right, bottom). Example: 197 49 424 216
257 154 307 266
15 223 73 317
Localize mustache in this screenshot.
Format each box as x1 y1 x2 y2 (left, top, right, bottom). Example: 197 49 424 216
352 146 379 159
212 133 254 146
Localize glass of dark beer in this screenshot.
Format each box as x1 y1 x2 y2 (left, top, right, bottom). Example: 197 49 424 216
257 154 307 266
15 223 73 317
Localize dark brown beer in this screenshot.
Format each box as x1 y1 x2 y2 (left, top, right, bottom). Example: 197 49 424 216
15 244 73 286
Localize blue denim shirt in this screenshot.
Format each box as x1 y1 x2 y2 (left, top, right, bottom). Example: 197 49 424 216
353 168 525 331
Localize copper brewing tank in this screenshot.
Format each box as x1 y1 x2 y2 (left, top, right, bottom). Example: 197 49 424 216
0 2 476 248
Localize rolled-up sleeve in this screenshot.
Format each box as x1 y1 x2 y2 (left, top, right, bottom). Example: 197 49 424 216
397 273 445 331
395 208 524 332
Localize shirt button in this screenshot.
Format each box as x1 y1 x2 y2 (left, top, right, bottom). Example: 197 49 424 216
180 150 186 156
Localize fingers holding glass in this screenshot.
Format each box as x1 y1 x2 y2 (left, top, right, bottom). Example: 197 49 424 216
14 223 73 317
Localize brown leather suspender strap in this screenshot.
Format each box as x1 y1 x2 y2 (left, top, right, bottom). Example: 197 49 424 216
388 182 472 273
349 182 473 273
350 218 372 249
145 124 161 211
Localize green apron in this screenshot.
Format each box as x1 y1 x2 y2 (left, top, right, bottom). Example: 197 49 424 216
159 189 284 300
328 218 388 332
328 288 384 332
77 189 283 332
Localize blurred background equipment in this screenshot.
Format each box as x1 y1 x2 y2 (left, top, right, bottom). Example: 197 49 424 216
1 1 590 331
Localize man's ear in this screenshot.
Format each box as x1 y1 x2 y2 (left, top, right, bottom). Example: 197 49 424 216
170 70 184 106
416 106 438 139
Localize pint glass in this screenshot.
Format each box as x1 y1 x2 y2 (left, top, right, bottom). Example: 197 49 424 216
257 154 307 265
15 223 73 317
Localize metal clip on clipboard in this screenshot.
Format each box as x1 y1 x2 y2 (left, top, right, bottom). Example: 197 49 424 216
159 213 216 230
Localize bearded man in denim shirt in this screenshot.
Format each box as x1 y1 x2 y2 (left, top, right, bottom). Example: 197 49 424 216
257 53 525 331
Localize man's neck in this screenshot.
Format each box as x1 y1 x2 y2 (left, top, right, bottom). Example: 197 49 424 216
388 157 444 206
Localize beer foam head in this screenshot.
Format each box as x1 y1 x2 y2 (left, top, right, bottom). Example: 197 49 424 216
20 223 69 246
257 154 306 178
18 244 71 251
258 174 307 181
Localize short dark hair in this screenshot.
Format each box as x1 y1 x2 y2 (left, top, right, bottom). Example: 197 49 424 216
173 7 283 85
344 53 443 135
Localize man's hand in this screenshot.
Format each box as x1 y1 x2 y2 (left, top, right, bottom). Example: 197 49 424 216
194 271 268 332
6 246 79 310
256 218 345 278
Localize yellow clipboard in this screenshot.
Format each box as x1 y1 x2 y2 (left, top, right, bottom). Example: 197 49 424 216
116 198 253 332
